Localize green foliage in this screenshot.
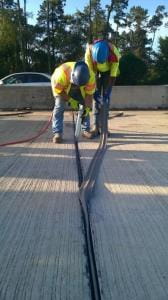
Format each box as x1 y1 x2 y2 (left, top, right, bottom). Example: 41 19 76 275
151 37 168 84
123 6 151 60
87 0 107 39
118 52 148 85
36 0 66 72
107 0 129 31
148 6 168 50
0 9 21 77
0 0 167 85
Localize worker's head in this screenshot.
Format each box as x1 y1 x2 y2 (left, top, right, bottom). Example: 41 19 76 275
91 40 109 63
71 61 90 86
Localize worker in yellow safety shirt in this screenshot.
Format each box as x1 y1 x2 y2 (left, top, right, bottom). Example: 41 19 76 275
85 39 121 136
51 61 96 143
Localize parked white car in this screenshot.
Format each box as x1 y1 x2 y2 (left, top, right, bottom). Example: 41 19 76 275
0 72 51 86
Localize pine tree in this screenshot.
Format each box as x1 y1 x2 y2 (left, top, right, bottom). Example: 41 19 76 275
36 0 66 72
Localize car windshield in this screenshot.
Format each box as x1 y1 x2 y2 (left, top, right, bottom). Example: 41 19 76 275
3 74 26 84
2 73 51 84
26 74 50 83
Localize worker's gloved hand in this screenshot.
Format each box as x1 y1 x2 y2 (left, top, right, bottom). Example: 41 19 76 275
82 107 91 117
68 98 79 110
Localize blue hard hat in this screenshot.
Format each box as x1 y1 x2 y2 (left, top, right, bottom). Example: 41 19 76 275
91 40 109 63
71 61 90 86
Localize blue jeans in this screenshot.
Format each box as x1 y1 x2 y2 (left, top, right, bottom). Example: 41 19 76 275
52 96 90 134
92 71 111 128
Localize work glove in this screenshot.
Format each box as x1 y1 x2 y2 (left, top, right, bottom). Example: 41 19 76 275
82 107 91 117
68 98 79 110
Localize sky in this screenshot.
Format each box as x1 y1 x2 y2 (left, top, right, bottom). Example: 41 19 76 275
65 0 168 15
25 0 168 49
25 0 168 17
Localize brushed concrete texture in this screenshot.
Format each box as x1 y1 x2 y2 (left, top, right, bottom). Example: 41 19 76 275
89 110 168 299
1 111 168 300
0 112 91 300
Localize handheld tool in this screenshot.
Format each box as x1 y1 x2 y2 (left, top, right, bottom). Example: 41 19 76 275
75 104 85 138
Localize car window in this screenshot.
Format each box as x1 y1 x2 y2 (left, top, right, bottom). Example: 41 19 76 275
27 74 50 83
3 74 27 84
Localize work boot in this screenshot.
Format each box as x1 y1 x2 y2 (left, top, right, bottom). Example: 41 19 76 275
53 133 62 143
82 130 93 139
90 126 100 137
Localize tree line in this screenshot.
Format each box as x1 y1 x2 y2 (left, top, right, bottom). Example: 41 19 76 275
0 0 168 85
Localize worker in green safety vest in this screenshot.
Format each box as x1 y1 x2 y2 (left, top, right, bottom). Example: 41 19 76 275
51 61 96 143
85 39 121 136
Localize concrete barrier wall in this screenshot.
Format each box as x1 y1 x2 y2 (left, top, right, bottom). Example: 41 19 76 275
0 86 54 110
0 85 168 110
111 85 168 109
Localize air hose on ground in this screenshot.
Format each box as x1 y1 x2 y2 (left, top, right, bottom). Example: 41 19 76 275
0 113 52 147
0 110 32 117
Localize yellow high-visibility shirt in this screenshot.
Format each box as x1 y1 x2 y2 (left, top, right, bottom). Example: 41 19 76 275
51 62 96 97
85 43 121 77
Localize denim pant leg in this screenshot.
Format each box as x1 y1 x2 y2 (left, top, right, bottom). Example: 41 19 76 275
52 96 65 134
92 98 100 128
81 114 90 131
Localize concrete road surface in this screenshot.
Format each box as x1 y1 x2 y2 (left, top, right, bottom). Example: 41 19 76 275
0 110 168 300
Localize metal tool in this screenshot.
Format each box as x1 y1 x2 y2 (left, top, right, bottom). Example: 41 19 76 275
75 104 84 138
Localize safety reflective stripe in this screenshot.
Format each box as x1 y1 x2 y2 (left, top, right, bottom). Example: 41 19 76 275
53 64 72 91
54 82 64 90
88 45 97 72
109 45 120 62
108 53 119 62
113 46 121 58
85 82 96 91
61 64 71 81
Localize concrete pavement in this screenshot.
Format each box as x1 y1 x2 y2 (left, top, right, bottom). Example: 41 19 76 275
0 110 168 299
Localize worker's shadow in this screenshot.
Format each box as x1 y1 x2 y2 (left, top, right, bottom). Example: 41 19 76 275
76 128 167 180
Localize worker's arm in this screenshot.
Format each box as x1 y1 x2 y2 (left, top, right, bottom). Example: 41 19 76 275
84 94 93 109
108 76 116 86
104 44 120 98
84 70 96 100
80 94 93 116
52 82 78 108
108 44 121 84
83 70 96 113
58 91 69 101
85 44 94 72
